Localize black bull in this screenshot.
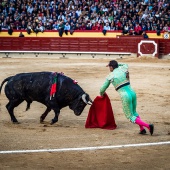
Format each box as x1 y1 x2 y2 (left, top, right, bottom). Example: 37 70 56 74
0 72 92 124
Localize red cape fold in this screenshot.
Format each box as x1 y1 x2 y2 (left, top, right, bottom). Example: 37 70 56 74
85 93 117 130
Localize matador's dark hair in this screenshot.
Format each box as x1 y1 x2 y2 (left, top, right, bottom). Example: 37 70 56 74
107 60 118 69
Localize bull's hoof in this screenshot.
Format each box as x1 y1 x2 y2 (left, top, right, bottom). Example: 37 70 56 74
50 121 54 125
25 108 30 111
40 118 44 124
50 119 57 125
13 121 20 124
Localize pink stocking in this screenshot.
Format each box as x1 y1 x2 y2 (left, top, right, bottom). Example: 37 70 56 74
137 116 144 131
135 117 149 129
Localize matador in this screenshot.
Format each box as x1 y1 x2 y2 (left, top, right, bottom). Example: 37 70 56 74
100 60 154 135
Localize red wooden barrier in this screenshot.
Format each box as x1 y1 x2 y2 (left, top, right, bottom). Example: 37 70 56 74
0 37 169 55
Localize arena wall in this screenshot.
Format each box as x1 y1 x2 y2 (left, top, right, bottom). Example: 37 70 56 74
0 31 169 59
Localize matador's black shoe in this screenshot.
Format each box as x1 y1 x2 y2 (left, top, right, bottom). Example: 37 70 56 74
139 129 146 135
149 124 154 136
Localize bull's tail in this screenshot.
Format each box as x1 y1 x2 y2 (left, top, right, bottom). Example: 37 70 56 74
0 76 13 94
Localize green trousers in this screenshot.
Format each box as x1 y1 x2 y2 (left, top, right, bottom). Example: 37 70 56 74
118 85 139 123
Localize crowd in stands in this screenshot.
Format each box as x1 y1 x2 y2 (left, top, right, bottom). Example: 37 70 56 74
0 0 170 36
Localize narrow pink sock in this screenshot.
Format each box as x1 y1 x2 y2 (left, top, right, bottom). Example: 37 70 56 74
135 117 149 129
137 116 144 131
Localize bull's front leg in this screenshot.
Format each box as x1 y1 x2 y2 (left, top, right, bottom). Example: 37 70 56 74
50 108 60 125
49 101 60 125
40 107 51 123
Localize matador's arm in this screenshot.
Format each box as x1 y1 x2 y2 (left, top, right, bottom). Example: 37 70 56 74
100 79 110 96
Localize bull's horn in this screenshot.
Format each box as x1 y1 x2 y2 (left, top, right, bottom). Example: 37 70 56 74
87 97 93 105
82 94 88 104
87 101 92 105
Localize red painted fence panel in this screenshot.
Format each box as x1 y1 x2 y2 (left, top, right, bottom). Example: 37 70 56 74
0 37 169 55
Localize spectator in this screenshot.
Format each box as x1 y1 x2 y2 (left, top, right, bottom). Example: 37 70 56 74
116 19 122 29
32 22 37 33
75 23 80 30
142 31 149 39
103 22 110 31
58 12 65 21
79 22 86 30
76 7 82 17
14 23 21 30
86 23 92 30
8 24 13 35
53 21 59 30
27 4 34 14
134 22 142 35
122 23 129 35
46 21 53 30
146 22 152 31
70 22 75 35
163 24 169 32
26 21 32 34
168 25 170 33
110 22 116 30
91 23 98 30
20 20 27 30
90 4 96 13
141 23 147 32
72 18 77 25
58 21 64 37
68 1 75 11
72 11 78 20
41 13 47 24
108 13 114 23
36 23 44 33
103 22 110 35
128 23 135 35
64 22 70 35
157 23 164 32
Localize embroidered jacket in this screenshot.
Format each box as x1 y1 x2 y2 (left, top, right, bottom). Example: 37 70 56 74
100 63 129 96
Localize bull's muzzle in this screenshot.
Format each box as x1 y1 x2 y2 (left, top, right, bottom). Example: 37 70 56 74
74 111 82 116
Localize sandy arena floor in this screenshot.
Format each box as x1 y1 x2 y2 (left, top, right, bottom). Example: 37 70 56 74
0 57 170 170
